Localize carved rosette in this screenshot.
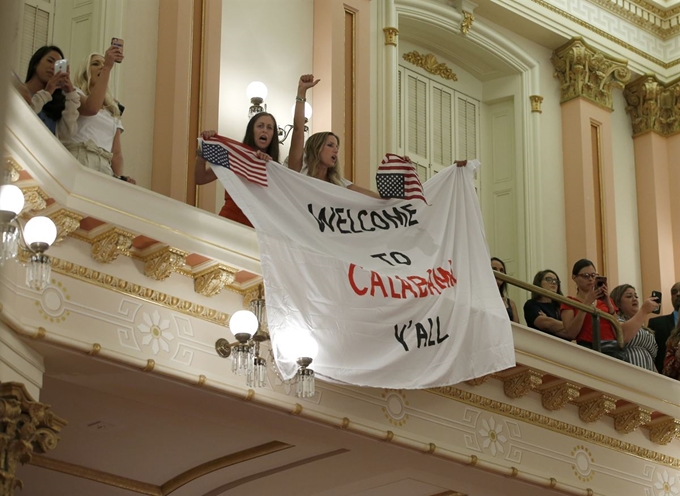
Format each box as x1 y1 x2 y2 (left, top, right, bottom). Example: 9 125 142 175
648 418 680 445
0 382 67 495
502 369 543 399
551 38 630 110
383 27 398 46
540 382 580 411
143 247 187 281
91 228 134 263
577 394 617 423
402 51 458 81
48 209 83 245
623 75 680 136
19 187 48 213
613 406 652 434
193 264 237 297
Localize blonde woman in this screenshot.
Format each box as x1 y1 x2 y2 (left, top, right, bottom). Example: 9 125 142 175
65 46 135 183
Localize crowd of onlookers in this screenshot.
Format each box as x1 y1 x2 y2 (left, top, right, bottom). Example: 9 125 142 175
492 256 680 379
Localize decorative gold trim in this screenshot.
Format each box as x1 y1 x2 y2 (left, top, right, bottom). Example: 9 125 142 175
341 417 350 429
402 51 458 81
193 264 237 297
244 389 254 401
20 186 49 212
623 75 680 137
549 478 557 488
427 442 436 454
576 393 617 423
385 430 394 442
468 455 478 466
510 467 519 477
142 359 155 372
46 256 229 326
90 227 135 264
501 369 543 399
465 374 490 386
383 27 398 46
34 327 46 340
648 418 680 445
292 403 303 415
4 157 22 182
429 386 680 465
197 375 206 386
540 381 580 411
529 95 544 113
88 343 102 356
460 11 474 35
613 406 652 434
143 247 187 281
49 209 83 245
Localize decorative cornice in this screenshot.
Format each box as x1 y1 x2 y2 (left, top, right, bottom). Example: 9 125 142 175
3 157 21 182
383 27 398 46
551 38 631 110
193 264 237 297
500 369 543 398
402 51 458 81
648 418 680 445
576 394 618 423
540 381 580 411
242 284 265 309
613 406 652 434
48 209 83 245
623 75 680 136
465 374 491 386
90 227 135 264
19 186 48 213
143 247 187 281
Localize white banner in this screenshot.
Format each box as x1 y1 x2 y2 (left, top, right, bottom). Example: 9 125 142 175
212 161 515 389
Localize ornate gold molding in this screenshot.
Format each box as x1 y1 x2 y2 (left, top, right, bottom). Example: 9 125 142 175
19 186 48 213
613 406 652 434
465 374 490 386
402 51 458 81
0 382 67 495
91 228 134 264
648 418 680 445
143 247 187 281
429 386 680 465
529 95 544 113
551 38 631 110
540 382 580 411
501 369 543 399
48 209 83 245
47 256 229 326
576 394 617 423
3 157 21 182
623 75 680 136
383 27 398 46
460 11 474 35
193 264 237 297
242 283 264 309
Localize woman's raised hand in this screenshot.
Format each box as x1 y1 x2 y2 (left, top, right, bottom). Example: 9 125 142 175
104 45 123 68
60 69 75 94
255 150 272 162
640 297 660 315
45 71 71 94
201 130 217 140
298 74 320 95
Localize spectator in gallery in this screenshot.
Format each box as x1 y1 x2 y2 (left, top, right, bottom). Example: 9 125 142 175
523 269 567 338
648 281 680 372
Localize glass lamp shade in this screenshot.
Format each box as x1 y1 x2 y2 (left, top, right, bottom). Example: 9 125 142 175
246 81 268 101
229 310 259 337
23 216 57 248
277 330 319 361
0 185 25 215
290 102 313 119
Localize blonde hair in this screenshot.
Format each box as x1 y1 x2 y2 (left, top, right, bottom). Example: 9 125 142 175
73 53 120 118
304 132 344 187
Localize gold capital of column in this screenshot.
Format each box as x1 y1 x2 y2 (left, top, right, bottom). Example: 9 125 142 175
551 38 631 110
0 382 67 495
623 75 680 136
383 27 398 46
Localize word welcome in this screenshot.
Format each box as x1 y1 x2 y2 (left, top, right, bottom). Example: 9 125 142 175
347 260 457 299
307 203 418 234
394 316 449 351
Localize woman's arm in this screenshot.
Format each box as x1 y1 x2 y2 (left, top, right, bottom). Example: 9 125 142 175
534 313 566 335
509 298 520 324
288 75 319 173
195 155 217 185
79 46 121 116
56 88 81 141
111 128 124 176
620 297 659 343
347 183 381 198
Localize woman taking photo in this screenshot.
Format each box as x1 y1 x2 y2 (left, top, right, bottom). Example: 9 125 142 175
491 257 520 324
523 269 567 338
610 284 659 371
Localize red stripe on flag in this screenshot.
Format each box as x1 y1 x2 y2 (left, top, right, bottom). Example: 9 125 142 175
203 135 268 187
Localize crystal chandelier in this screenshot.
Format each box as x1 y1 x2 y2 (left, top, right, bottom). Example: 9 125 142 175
215 288 319 397
0 184 58 291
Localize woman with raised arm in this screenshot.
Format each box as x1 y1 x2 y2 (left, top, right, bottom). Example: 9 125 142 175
24 46 80 140
195 112 279 226
610 284 659 371
65 47 135 183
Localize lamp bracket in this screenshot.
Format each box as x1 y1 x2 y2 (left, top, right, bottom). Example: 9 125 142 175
215 338 232 358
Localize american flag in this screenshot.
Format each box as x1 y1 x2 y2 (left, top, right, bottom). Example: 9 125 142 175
200 135 268 187
376 153 427 203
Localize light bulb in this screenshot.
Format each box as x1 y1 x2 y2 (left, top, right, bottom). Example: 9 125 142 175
229 310 258 337
297 332 319 359
246 81 268 101
277 329 319 360
23 216 57 247
290 102 313 119
0 185 25 215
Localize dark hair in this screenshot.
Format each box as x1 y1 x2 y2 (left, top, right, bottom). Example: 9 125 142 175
571 258 596 276
531 269 563 302
491 257 508 296
25 45 66 122
242 112 280 162
610 284 634 314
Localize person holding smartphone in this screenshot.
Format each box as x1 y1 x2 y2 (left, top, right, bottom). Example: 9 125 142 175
64 43 135 184
649 281 680 373
610 284 660 371
23 46 80 140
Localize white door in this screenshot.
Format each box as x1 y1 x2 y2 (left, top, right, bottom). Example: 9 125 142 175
52 0 102 74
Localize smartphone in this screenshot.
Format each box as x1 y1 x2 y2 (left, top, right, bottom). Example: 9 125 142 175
651 290 662 314
54 59 68 74
595 276 607 288
111 37 124 63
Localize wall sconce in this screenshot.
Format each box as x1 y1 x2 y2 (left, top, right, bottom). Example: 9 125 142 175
278 102 313 145
215 289 318 397
0 184 57 291
246 81 268 119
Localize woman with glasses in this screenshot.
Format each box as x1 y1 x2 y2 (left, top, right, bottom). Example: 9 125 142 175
491 257 520 324
610 284 659 371
560 259 620 357
523 270 568 338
